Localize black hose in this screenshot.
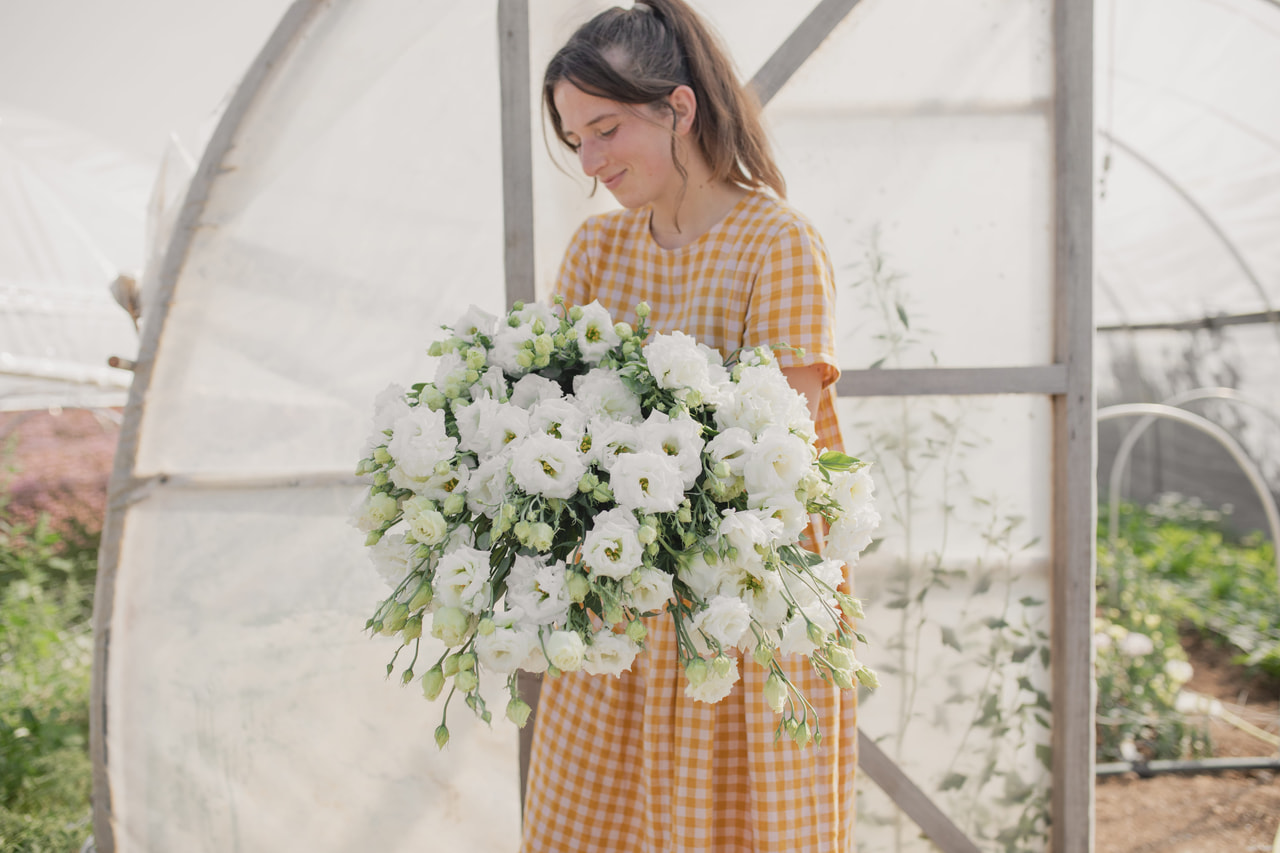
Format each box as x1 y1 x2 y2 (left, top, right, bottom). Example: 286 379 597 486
1097 756 1280 778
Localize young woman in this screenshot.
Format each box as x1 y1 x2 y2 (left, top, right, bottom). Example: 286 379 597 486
523 3 856 850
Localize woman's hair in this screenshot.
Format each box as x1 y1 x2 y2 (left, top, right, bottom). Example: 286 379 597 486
543 0 786 199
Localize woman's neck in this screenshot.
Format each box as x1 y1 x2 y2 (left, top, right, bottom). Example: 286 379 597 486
648 173 749 251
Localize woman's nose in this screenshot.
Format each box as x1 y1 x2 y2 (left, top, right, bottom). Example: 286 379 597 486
578 141 604 177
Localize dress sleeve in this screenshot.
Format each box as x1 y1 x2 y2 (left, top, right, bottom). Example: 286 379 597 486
553 219 594 306
743 219 841 391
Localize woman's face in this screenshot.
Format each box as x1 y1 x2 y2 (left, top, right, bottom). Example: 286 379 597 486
553 82 684 211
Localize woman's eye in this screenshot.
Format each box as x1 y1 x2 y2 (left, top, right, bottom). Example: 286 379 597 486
600 126 619 139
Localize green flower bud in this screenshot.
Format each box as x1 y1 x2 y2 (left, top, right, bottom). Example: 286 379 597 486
626 620 648 643
552 333 568 349
636 302 651 319
421 666 445 700
400 667 416 685
546 664 562 679
637 524 658 546
764 672 788 713
512 300 526 311
592 482 614 503
401 614 423 641
566 573 591 603
826 645 856 673
457 652 477 671
373 471 389 487
373 446 392 465
753 641 776 668
569 305 584 322
434 724 450 749
421 388 447 410
837 593 865 620
507 697 533 728
677 502 692 524
431 607 471 647
806 621 827 646
685 658 708 686
465 347 486 369
793 720 812 748
516 350 534 368
443 493 466 517
578 471 599 493
712 655 733 678
856 667 880 690
477 617 496 637
529 522 555 552
379 602 408 635
407 578 434 612
442 653 461 677
831 669 855 690
454 669 479 693
365 530 384 547
532 318 546 336
603 604 625 626
614 321 633 340
464 369 480 385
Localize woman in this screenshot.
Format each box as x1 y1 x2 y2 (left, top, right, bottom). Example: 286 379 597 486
523 2 855 851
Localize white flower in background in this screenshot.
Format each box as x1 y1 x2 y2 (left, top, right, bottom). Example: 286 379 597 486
475 626 538 675
1094 631 1114 653
744 425 812 500
643 331 730 405
1119 632 1155 658
387 407 458 482
625 566 675 614
350 491 399 533
1164 658 1194 686
588 418 643 471
402 496 448 546
611 450 686 513
545 630 586 672
685 656 739 703
434 545 493 614
573 300 622 364
510 434 587 499
706 427 753 477
466 452 511 518
693 595 752 650
529 397 589 446
510 373 564 409
573 367 642 423
639 410 705 489
453 305 497 342
506 555 572 626
368 532 416 589
511 301 558 328
582 508 644 580
433 350 471 395
583 632 641 677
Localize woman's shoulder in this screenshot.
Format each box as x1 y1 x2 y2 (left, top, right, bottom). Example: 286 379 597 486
573 205 651 247
732 191 826 245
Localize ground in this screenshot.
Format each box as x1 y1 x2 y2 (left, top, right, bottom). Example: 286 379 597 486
3 408 1279 850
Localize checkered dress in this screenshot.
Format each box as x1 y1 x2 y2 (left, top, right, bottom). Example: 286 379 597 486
522 191 856 853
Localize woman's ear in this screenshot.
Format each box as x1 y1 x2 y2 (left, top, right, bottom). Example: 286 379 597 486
668 85 697 136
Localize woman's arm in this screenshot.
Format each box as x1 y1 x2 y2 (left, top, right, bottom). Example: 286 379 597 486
782 364 825 423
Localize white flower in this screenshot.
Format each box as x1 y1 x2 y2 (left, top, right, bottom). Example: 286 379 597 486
430 606 472 646
401 462 471 502
434 545 492 614
350 491 399 532
693 595 752 650
588 418 643 471
386 407 457 481
1164 658 1194 685
510 373 564 409
625 567 675 614
529 397 588 446
368 532 416 589
433 351 470 395
506 555 572 626
678 549 728 601
717 364 811 437
829 468 876 517
778 605 838 657
827 505 880 565
573 367 642 423
453 396 497 455
684 656 739 703
639 410 705 489
510 434 587 499
490 323 537 375
475 627 538 675
582 508 645 580
743 426 812 501
719 509 783 570
706 428 753 477
734 566 788 632
1119 632 1155 658
474 366 508 401
363 384 412 457
643 331 730 405
611 451 686 513
582 632 641 677
1094 631 1113 653
574 300 622 364
453 305 497 342
466 451 511 518
402 496 449 546
545 630 586 672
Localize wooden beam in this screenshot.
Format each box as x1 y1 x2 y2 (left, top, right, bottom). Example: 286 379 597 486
1051 0 1096 849
858 731 982 853
749 0 865 106
498 0 536 307
835 365 1067 397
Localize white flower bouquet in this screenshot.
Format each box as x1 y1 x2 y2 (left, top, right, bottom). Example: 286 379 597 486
353 298 878 748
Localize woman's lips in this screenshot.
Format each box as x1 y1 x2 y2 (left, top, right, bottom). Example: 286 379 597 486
602 171 625 190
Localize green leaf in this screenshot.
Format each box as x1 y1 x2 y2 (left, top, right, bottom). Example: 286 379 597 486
1036 744 1053 769
939 772 967 792
884 597 910 610
895 302 910 330
940 626 963 652
1018 596 1045 608
1011 644 1036 663
868 356 887 370
817 451 859 471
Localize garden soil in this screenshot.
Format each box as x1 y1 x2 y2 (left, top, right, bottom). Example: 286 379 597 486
3 408 1279 849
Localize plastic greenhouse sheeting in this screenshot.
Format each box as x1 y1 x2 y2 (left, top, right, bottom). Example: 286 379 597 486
95 1 1077 850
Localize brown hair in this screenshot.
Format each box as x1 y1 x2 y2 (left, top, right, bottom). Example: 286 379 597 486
543 0 786 199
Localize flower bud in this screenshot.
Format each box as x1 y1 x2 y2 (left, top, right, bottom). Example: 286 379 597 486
592 482 614 503
443 493 466 517
442 653 461 677
407 578 434 612
712 655 733 678
831 669 855 690
373 446 392 465
826 645 856 673
421 666 445 700
400 667 416 685
465 347 486 369
685 658 708 686
637 524 658 546
532 318 546 336
566 573 591 603
506 698 533 728
533 334 553 357
454 669 479 693
365 530 385 547
614 321 633 340
793 720 812 748
373 471 389 487
529 522 555 552
569 306 584 322
753 641 776 668
516 350 534 368
421 388 447 410
806 621 827 646
401 614 423 641
431 607 471 646
636 302 651 319
764 672 788 713
477 617 496 637
434 724 450 749
513 300 526 311
856 667 880 689
379 602 408 635
456 652 477 671
837 593 865 620
428 341 444 357
626 620 647 643
677 502 692 524
603 604 625 626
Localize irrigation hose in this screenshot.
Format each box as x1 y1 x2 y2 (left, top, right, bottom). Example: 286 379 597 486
1096 756 1280 778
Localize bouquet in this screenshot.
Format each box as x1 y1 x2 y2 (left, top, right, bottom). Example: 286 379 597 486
352 297 879 748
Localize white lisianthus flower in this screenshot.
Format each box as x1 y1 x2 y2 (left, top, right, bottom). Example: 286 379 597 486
433 350 471 397
582 632 641 677
678 549 728 601
625 566 675 614
582 508 645 580
754 493 809 543
510 434 587 499
827 505 880 565
475 366 508 402
452 395 497 454
573 300 622 364
510 373 564 409
693 595 752 650
475 627 538 675
1163 658 1194 686
409 462 472 502
643 331 731 405
588 418 643 471
490 323 537 376
350 491 399 532
829 468 876 516
529 397 589 446
466 451 511 518
717 364 811 437
402 496 449 546
743 425 812 501
573 367 643 423
778 605 838 658
453 304 497 342
511 300 558 327
480 402 533 457
733 566 788 632
545 630 586 672
434 545 493 614
386 407 457 481
362 384 412 457
719 509 783 566
368 532 416 589
706 428 753 477
684 656 739 703
506 555 572 626
611 450 686 513
639 410 705 489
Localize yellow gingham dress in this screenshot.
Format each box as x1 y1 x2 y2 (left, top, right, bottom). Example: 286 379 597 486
522 190 856 853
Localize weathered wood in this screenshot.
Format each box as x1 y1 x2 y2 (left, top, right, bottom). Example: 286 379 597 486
750 0 865 106
88 3 325 851
516 670 543 817
837 365 1067 398
1051 0 1096 850
499 0 536 307
858 731 982 853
